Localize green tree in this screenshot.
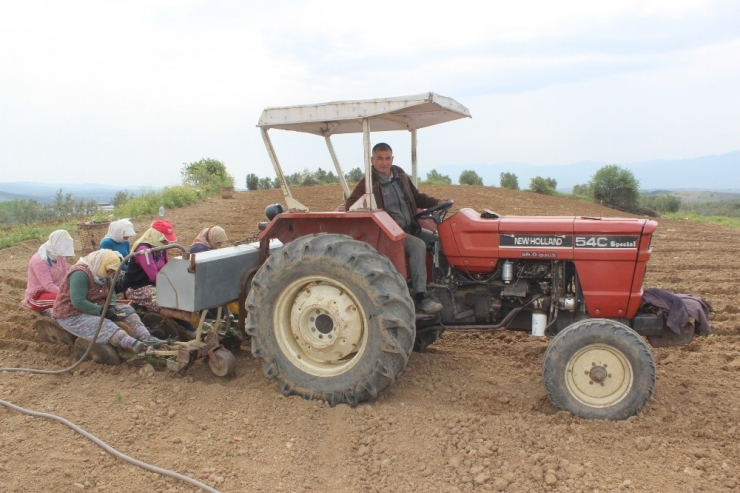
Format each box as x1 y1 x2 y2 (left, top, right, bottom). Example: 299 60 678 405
500 172 519 190
590 165 640 212
38 203 56 222
345 167 364 184
0 207 12 226
53 188 75 219
258 177 274 189
181 158 234 195
302 173 317 187
314 168 328 183
571 183 591 197
642 194 681 213
246 173 260 191
11 199 40 225
459 170 483 186
112 190 131 208
422 169 452 185
529 176 557 194
85 199 99 215
325 170 338 184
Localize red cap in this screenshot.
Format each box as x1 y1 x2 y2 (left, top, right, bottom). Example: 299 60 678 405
151 219 177 242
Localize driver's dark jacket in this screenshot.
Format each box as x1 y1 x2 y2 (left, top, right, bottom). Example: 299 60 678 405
345 165 439 235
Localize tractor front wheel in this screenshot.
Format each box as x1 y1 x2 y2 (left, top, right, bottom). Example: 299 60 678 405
542 318 655 420
246 234 415 407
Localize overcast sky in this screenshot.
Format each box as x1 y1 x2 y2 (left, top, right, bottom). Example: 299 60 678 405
1 0 738 188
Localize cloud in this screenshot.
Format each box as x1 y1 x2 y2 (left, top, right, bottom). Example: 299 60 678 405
0 0 738 186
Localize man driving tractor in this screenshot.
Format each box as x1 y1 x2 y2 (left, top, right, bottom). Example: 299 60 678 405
346 142 444 315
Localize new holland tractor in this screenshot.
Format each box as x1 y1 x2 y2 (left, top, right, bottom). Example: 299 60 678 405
245 92 690 420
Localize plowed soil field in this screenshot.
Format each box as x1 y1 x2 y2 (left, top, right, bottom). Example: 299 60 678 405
1 184 739 492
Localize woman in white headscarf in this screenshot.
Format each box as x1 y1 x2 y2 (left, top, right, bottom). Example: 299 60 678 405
99 218 136 293
99 219 136 268
23 230 76 313
53 249 163 354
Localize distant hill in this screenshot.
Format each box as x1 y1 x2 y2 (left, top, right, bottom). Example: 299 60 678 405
3 150 739 203
0 190 29 203
434 150 740 191
643 189 740 204
0 182 153 204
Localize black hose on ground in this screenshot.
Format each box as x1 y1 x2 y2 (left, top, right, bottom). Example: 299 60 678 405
0 244 219 492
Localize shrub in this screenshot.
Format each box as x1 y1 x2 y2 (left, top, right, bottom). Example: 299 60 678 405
590 165 640 212
500 172 519 190
641 194 681 214
181 158 234 195
529 176 557 195
420 169 452 185
162 186 199 208
459 170 483 186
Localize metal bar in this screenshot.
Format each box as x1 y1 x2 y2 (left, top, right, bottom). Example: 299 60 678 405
411 128 418 187
195 310 208 344
363 118 372 202
260 128 308 211
324 135 350 200
348 118 378 211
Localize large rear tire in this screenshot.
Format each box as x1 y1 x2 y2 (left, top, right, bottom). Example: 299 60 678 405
246 234 415 407
542 318 655 420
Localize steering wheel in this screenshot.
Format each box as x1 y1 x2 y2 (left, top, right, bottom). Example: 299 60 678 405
413 199 454 225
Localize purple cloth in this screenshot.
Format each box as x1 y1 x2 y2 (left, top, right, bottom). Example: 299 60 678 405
676 294 713 335
641 288 713 335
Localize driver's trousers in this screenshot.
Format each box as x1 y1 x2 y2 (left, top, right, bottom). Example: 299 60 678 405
405 229 437 295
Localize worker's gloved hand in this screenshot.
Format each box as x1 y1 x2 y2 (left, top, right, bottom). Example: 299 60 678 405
104 306 119 321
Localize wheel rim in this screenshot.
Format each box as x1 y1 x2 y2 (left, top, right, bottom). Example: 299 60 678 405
565 343 633 408
274 276 367 377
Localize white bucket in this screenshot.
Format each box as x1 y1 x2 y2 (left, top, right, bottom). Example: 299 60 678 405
531 311 547 337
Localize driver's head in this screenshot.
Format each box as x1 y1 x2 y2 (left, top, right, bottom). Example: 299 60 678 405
371 143 394 178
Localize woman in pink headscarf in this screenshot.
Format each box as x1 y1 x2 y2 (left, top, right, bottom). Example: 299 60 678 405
23 230 76 313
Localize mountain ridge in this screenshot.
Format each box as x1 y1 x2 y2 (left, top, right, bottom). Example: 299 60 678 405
434 150 740 190
2 150 738 202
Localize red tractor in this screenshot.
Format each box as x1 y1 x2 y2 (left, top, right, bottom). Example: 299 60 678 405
245 93 686 420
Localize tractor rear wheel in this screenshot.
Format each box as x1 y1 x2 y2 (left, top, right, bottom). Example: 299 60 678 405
542 318 655 420
246 234 415 407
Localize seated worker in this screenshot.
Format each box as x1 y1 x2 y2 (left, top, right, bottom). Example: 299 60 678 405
122 219 176 312
52 249 163 353
188 226 228 254
23 229 76 313
99 218 136 293
99 218 136 263
345 142 444 314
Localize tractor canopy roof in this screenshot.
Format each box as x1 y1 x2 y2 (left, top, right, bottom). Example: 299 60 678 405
257 92 471 136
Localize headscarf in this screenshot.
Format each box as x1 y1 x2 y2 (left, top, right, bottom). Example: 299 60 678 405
76 249 122 281
38 230 75 262
131 227 168 251
191 226 228 250
104 219 136 243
